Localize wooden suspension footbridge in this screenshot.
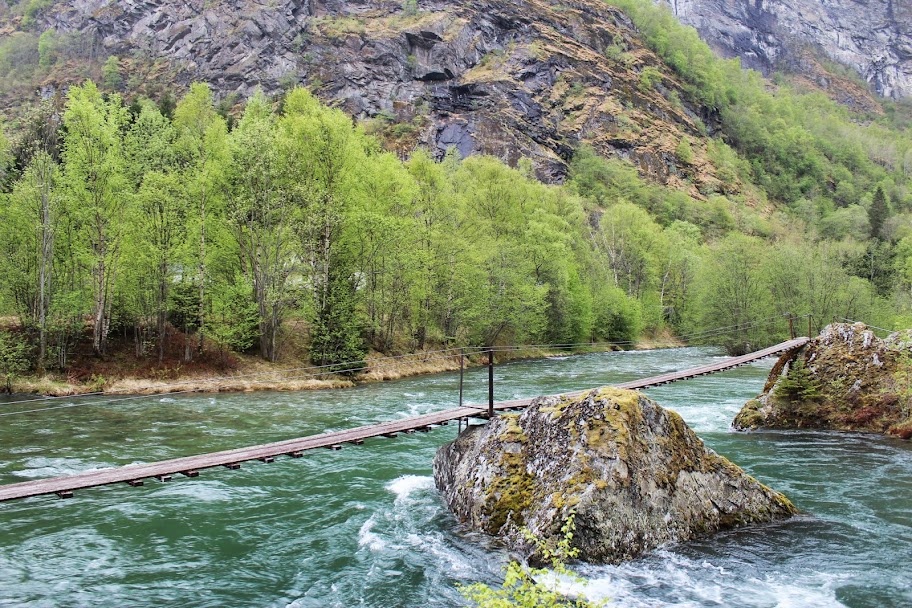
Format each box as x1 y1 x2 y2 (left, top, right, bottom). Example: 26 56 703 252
0 338 808 503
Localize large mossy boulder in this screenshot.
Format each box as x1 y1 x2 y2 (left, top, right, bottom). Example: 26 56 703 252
734 323 912 439
434 388 796 564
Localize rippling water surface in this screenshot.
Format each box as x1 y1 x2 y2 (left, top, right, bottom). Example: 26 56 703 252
0 347 910 607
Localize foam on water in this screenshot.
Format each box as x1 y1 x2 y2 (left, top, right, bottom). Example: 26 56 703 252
386 475 435 504
11 456 113 479
569 549 850 608
150 480 263 503
358 515 386 552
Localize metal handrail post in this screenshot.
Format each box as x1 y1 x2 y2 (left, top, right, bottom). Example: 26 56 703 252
487 348 494 419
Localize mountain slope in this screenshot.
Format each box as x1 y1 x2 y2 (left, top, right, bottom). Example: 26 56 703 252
658 0 912 100
1 0 742 191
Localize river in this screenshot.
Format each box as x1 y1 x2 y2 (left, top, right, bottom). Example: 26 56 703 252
0 347 909 607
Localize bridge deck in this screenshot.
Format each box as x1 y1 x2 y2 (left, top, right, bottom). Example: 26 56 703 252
0 338 807 503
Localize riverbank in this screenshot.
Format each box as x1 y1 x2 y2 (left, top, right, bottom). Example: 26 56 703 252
6 333 684 397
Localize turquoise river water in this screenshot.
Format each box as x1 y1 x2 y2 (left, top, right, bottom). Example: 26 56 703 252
0 347 910 607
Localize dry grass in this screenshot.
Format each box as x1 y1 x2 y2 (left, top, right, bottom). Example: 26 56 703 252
360 351 463 381
105 376 352 395
12 375 85 396
9 341 678 397
635 328 685 350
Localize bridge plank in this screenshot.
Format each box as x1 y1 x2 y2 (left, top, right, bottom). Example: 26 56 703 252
0 338 807 503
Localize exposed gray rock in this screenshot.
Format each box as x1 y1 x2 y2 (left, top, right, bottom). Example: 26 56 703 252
434 387 797 564
658 0 912 99
24 0 710 186
735 323 912 438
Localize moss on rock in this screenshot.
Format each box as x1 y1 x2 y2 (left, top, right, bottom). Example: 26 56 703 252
734 323 912 438
433 387 797 564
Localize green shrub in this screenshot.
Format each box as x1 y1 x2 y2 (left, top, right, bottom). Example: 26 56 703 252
0 331 30 393
774 359 822 402
460 514 605 608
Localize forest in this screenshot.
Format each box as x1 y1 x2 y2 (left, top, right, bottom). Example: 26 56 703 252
0 0 910 387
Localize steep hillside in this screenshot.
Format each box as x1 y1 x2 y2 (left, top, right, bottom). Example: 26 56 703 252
1 0 742 190
658 0 912 100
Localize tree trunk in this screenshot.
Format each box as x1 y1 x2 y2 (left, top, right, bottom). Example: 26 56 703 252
92 255 106 355
158 260 168 363
198 193 206 354
38 186 52 369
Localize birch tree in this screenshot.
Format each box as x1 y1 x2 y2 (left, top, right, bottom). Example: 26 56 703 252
61 82 129 356
227 91 295 361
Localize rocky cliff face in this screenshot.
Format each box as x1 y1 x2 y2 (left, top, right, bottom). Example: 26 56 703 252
735 323 912 438
659 0 912 100
434 387 796 564
12 0 725 188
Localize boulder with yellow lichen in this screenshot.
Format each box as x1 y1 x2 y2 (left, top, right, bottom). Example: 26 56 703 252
433 387 796 564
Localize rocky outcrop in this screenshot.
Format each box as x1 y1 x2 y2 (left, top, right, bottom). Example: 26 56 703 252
658 0 912 100
10 0 724 189
434 387 796 564
735 323 912 438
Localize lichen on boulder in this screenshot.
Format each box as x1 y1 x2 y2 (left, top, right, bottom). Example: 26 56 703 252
433 388 796 564
734 323 912 439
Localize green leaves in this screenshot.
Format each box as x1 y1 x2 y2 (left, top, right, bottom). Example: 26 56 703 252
460 514 605 608
0 330 30 393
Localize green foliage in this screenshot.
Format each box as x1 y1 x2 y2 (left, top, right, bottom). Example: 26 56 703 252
675 137 693 165
60 81 130 355
168 280 201 335
637 65 662 91
207 277 259 355
16 0 54 27
0 32 39 79
592 285 644 342
309 262 367 371
692 234 772 355
605 0 910 229
37 28 56 67
603 41 626 62
869 186 889 240
102 55 122 90
460 514 605 608
1 71 906 375
818 205 870 241
774 359 822 402
0 120 11 189
402 0 418 17
0 331 30 393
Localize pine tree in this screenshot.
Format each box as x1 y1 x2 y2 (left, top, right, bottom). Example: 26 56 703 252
869 186 888 240
309 262 366 371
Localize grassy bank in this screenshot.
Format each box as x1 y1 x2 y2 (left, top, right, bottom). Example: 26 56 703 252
5 333 684 397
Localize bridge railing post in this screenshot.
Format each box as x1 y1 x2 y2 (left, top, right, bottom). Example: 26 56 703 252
458 348 464 409
788 313 795 339
488 348 494 419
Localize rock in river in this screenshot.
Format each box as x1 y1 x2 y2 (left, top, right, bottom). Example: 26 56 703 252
734 322 912 439
434 388 796 564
